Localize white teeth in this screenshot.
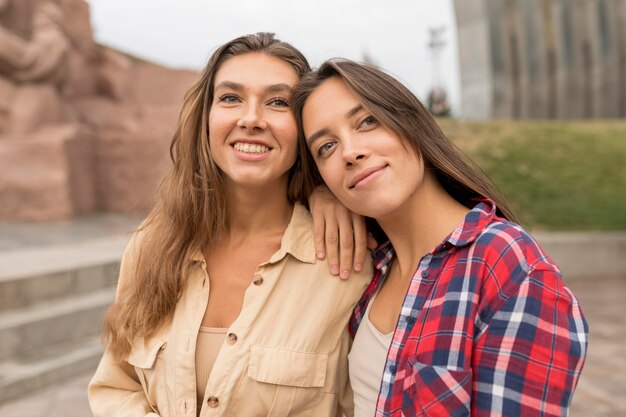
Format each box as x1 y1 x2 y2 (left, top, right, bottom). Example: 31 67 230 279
234 142 269 154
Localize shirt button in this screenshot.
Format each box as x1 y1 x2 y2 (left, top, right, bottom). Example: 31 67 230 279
252 274 264 285
227 333 238 344
406 316 415 324
389 365 397 374
207 396 219 407
421 270 429 278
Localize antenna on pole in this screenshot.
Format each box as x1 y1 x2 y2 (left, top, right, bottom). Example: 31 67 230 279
427 25 450 116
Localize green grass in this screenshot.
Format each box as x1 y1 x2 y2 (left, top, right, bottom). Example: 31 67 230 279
439 119 626 231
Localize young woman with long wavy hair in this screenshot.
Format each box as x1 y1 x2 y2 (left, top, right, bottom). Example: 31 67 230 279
293 59 588 417
88 34 371 417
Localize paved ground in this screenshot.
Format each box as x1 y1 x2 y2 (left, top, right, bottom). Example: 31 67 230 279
0 275 623 416
0 215 624 416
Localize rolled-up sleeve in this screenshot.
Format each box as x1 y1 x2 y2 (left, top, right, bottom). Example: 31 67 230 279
88 349 158 417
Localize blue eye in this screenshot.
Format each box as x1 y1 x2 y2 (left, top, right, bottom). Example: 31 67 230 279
269 97 289 107
316 142 335 157
360 115 377 128
219 94 240 103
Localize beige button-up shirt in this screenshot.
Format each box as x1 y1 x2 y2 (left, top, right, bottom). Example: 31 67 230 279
88 203 371 417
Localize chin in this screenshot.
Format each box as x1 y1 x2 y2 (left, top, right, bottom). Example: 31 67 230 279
342 202 383 219
226 173 266 185
351 199 404 220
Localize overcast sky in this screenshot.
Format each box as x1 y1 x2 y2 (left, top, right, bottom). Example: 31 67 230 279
87 0 461 113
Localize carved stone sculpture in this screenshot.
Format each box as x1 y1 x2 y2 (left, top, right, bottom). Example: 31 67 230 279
0 0 198 220
0 1 69 83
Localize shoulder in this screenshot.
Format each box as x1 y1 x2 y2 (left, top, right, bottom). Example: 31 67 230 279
120 216 165 264
272 204 372 298
473 220 557 270
115 221 153 298
468 219 561 291
283 250 372 293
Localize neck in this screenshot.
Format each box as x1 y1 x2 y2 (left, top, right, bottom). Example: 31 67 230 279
377 173 469 278
224 179 293 239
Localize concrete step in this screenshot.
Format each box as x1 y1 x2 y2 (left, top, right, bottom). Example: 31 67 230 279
0 288 115 362
0 336 103 403
0 261 119 312
0 235 128 404
533 232 626 280
0 236 127 311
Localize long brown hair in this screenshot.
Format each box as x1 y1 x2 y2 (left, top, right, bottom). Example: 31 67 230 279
103 33 311 360
292 59 516 231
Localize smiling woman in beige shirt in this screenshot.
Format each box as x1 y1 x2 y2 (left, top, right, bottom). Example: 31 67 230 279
88 33 370 417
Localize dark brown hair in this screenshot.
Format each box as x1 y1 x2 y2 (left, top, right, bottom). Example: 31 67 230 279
103 33 311 360
292 59 516 226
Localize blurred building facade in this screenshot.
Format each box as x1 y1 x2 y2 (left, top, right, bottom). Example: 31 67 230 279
454 0 626 119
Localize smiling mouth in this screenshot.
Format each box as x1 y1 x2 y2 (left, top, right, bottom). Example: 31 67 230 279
233 142 271 154
349 165 387 189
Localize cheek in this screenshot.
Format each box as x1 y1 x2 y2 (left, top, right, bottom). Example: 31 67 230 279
274 117 299 154
317 161 344 196
207 132 222 162
208 116 224 140
207 107 232 137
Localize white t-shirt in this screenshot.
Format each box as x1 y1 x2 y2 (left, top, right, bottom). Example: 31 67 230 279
348 292 393 417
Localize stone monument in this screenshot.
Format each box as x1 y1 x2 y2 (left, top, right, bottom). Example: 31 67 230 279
0 0 197 220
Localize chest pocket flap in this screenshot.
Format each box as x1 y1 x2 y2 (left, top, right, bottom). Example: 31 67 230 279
127 338 167 369
248 345 328 388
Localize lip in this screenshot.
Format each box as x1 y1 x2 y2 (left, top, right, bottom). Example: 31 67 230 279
229 138 273 149
349 165 387 189
230 138 273 162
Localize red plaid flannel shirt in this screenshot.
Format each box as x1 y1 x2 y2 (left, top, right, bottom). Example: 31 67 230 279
349 200 588 416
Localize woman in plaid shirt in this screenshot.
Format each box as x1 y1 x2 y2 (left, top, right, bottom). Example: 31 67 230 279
294 59 588 417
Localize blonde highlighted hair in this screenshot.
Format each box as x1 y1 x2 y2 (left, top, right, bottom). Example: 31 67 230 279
102 33 311 360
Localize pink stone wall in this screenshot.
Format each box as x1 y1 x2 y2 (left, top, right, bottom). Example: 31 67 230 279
0 124 95 220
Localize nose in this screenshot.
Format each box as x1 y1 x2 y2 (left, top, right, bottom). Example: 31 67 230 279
237 102 267 131
342 136 369 166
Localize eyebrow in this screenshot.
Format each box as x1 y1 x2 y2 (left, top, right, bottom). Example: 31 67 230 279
306 104 364 146
214 81 294 94
267 83 295 94
214 81 243 92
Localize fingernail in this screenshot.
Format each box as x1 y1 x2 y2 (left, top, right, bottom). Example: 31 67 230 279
340 270 350 279
354 263 362 272
330 264 339 275
317 251 325 259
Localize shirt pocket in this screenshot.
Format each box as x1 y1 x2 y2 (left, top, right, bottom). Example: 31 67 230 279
127 338 169 415
228 345 328 417
405 359 472 417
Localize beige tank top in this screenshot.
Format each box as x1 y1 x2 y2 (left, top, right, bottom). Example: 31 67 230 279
195 326 227 411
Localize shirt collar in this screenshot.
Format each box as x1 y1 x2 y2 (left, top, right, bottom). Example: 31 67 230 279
443 198 497 248
190 202 316 265
267 202 316 264
371 198 498 271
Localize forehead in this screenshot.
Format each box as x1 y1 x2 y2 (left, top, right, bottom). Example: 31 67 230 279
306 77 360 112
303 77 361 128
214 52 299 88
